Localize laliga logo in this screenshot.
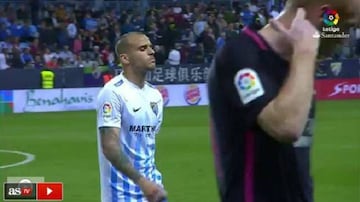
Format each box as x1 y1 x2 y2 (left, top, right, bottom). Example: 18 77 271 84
329 82 360 96
103 103 111 113
156 85 169 106
238 72 256 90
185 84 201 105
323 9 340 26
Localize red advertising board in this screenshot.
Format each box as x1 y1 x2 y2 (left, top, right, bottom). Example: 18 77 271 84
315 78 360 100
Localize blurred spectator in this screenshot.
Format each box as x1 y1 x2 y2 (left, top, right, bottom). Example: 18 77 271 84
216 31 226 51
29 38 40 55
10 47 24 69
0 48 9 70
0 23 10 41
154 45 166 65
356 26 360 56
193 14 207 39
43 48 56 64
121 17 136 34
33 54 44 69
20 47 34 67
167 45 181 66
17 4 30 22
55 4 67 22
198 26 216 63
67 19 77 40
46 56 59 69
100 44 111 65
73 34 83 54
216 14 228 35
83 12 98 32
207 14 220 38
269 6 280 19
59 45 75 64
240 4 254 26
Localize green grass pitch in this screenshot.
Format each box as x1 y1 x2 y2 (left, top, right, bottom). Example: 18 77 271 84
0 100 359 202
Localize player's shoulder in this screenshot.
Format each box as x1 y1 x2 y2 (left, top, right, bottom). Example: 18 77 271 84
98 75 126 97
105 75 125 88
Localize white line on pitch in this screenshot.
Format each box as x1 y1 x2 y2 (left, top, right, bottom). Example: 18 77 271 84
0 150 35 169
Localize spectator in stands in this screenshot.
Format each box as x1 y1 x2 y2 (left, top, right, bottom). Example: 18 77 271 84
73 34 83 55
0 23 10 41
207 14 220 38
43 47 55 64
216 31 226 51
59 45 75 65
215 14 228 35
83 12 98 32
240 4 254 26
193 14 207 39
46 56 59 69
132 14 145 32
269 5 280 19
55 4 67 22
29 38 40 56
356 25 360 56
154 45 166 65
38 20 57 50
199 26 216 63
67 18 77 40
10 47 23 69
20 47 34 68
23 19 39 41
100 44 111 65
16 4 30 22
225 23 238 39
0 48 9 70
167 45 181 66
121 17 136 34
33 54 44 69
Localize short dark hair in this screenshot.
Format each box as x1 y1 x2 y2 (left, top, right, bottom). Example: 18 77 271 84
115 32 145 56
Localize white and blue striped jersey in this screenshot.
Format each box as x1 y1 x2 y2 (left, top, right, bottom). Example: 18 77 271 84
96 72 164 202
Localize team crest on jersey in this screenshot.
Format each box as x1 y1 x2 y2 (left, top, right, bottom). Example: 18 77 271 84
150 102 158 115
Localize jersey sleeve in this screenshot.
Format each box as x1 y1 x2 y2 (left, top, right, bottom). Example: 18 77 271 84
221 39 279 127
96 87 122 129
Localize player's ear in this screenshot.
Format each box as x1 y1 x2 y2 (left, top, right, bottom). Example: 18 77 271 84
119 54 130 65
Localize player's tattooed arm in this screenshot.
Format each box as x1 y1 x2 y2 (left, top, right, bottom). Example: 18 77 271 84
99 127 143 183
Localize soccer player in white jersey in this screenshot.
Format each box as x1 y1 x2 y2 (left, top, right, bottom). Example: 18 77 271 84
96 32 167 202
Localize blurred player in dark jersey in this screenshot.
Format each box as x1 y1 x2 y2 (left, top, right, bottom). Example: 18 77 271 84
207 0 360 201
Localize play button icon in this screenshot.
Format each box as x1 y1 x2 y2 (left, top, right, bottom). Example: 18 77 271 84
37 182 63 200
47 187 53 195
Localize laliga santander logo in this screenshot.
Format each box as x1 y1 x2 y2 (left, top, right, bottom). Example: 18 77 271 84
238 72 256 90
156 85 169 106
323 9 340 26
185 84 201 105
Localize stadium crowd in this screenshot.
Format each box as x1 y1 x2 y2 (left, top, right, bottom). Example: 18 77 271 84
0 0 359 70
